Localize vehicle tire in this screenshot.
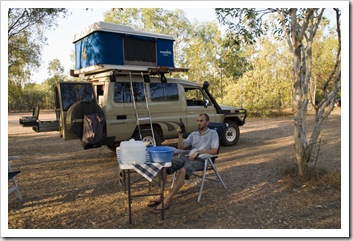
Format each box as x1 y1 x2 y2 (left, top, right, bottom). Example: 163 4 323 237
66 101 105 138
220 120 240 146
107 142 119 152
133 129 162 146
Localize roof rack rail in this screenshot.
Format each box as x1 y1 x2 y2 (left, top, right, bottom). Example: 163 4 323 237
148 66 189 75
111 66 189 76
71 65 189 78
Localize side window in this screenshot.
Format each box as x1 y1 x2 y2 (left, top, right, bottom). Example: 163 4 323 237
150 83 178 101
114 82 145 103
185 88 211 106
96 84 104 106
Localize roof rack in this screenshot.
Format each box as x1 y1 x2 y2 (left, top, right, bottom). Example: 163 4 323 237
148 66 189 75
71 65 189 79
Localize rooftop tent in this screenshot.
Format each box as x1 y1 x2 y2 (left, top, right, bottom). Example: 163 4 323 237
72 22 175 74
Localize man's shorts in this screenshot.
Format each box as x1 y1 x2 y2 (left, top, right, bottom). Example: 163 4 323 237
166 156 205 179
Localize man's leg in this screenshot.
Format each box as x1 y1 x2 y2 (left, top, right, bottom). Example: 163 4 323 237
152 159 205 211
155 167 187 210
148 157 186 206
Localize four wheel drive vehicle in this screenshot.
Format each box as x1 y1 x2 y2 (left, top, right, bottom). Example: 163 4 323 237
19 22 247 151
53 71 247 151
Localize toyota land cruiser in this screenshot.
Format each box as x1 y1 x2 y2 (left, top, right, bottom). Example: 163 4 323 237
19 22 246 150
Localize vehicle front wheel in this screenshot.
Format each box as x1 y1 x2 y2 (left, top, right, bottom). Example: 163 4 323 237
220 121 240 146
133 130 162 147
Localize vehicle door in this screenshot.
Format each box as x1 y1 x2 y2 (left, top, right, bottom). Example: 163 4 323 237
56 82 97 140
185 87 217 132
104 78 147 142
147 81 186 139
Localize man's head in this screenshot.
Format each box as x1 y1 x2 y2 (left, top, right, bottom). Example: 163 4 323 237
197 113 209 131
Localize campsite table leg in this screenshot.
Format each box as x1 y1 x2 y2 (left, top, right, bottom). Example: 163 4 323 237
160 167 166 221
127 170 132 224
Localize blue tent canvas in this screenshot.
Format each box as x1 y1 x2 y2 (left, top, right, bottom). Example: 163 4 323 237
73 22 175 72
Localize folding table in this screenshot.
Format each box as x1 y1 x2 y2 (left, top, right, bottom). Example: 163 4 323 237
116 148 171 224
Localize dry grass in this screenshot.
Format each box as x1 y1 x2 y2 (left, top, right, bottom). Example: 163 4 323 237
6 108 343 235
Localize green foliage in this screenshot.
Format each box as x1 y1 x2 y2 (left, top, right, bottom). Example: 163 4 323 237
9 7 340 120
43 58 68 108
217 7 342 178
219 34 251 80
8 8 68 111
8 81 23 111
8 8 68 87
183 21 220 83
8 58 68 111
222 37 293 117
215 8 274 45
45 58 66 87
311 31 339 105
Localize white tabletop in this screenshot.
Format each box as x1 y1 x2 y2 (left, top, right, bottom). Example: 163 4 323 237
116 148 172 170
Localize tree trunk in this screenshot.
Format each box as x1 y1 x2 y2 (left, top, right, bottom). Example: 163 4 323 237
293 103 310 177
292 40 310 177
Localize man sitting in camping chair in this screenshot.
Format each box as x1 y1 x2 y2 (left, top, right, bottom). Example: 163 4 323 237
148 113 219 214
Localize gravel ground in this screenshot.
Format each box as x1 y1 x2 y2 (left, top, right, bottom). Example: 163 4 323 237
6 108 343 237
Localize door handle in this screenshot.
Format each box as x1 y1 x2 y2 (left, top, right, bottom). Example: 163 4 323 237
188 112 194 114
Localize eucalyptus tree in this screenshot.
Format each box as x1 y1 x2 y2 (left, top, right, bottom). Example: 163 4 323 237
42 58 67 108
311 26 340 106
8 8 68 85
8 8 68 111
221 35 293 116
219 34 251 81
216 8 341 177
183 20 223 95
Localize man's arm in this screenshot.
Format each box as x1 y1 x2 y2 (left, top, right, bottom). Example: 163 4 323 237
198 148 218 156
189 148 217 160
177 132 185 149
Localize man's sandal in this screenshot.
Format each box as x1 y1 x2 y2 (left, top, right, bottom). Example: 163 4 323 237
147 200 161 207
151 206 169 214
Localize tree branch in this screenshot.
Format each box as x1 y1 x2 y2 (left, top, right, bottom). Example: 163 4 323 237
297 9 315 42
322 8 341 98
312 9 325 37
8 9 29 39
277 9 293 50
290 8 297 45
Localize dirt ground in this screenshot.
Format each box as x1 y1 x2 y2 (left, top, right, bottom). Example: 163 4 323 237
6 108 343 235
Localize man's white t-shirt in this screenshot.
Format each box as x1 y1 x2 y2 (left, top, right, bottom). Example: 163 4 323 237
184 128 219 156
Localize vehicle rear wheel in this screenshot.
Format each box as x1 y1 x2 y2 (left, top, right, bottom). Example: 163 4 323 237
107 142 119 152
133 129 162 146
220 120 240 146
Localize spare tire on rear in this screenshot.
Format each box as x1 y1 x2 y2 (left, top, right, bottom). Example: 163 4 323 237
66 101 105 138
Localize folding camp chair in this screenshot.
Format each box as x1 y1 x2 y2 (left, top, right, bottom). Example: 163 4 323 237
171 148 227 202
8 156 23 202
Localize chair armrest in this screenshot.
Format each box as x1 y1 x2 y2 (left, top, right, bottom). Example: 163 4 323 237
198 154 218 159
174 149 189 155
8 171 21 180
174 150 218 160
8 156 20 161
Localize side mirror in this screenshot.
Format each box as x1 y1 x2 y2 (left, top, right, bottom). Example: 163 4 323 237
204 99 209 108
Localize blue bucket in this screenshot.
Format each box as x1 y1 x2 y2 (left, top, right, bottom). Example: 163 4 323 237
147 146 176 163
